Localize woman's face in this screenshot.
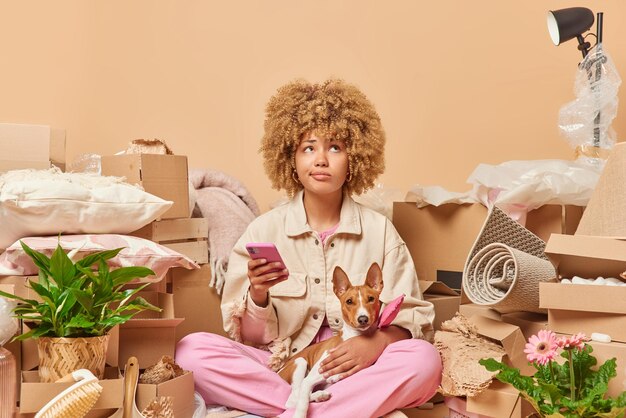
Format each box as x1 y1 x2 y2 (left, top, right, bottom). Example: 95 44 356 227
294 132 349 197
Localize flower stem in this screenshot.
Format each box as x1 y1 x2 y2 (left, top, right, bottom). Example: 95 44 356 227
568 350 575 402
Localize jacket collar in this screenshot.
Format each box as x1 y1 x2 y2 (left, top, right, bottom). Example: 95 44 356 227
285 190 362 237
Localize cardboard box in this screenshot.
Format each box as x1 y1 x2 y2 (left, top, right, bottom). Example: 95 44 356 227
466 381 535 418
5 338 21 406
118 291 184 367
171 264 228 341
500 311 548 340
419 281 460 331
131 217 209 264
101 154 189 219
458 303 502 321
0 123 51 173
469 315 531 374
540 234 626 342
444 397 488 418
131 217 208 242
136 371 195 418
402 401 449 418
392 203 583 287
163 240 209 264
586 339 626 398
0 276 41 302
50 128 66 171
19 367 123 413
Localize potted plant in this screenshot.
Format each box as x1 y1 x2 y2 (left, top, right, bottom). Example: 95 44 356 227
480 330 626 417
0 241 161 382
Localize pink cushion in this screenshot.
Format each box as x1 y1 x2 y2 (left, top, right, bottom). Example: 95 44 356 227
0 234 199 281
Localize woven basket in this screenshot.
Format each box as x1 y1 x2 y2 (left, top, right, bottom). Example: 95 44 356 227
37 334 109 382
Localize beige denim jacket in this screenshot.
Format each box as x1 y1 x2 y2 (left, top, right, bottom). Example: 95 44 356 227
221 191 435 370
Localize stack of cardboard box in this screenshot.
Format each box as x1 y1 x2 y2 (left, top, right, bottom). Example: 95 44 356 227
393 201 585 417
1 151 205 417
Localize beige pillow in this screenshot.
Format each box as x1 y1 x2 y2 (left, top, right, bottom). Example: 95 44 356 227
0 167 172 249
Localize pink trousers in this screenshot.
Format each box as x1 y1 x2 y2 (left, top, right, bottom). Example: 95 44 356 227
176 333 442 418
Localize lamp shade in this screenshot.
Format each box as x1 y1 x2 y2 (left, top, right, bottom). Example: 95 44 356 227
547 7 594 45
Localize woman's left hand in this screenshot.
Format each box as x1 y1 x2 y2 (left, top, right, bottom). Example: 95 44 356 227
318 333 386 381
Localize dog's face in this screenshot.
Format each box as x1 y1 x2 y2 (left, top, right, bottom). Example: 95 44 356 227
332 263 384 332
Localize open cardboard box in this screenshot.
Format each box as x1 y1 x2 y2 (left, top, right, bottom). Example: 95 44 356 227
419 281 460 331
392 202 583 288
118 291 184 367
137 370 195 418
101 154 189 219
19 367 123 415
540 234 626 342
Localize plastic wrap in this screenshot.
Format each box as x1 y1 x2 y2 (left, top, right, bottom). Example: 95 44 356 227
67 153 102 174
353 183 403 219
0 297 17 347
407 159 601 223
558 44 621 163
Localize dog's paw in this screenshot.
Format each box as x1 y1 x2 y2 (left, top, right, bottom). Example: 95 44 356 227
326 374 341 384
310 390 331 403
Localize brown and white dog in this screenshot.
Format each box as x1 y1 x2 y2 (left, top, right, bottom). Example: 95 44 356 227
278 262 384 418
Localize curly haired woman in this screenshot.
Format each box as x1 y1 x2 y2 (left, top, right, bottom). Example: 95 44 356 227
176 79 442 417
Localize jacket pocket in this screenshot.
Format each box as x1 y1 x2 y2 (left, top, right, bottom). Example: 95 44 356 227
270 273 307 297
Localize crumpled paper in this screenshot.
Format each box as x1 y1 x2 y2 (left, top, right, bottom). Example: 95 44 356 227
407 159 602 222
0 296 18 346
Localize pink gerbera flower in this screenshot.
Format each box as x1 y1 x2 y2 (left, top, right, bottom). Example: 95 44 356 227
524 330 558 365
557 333 588 351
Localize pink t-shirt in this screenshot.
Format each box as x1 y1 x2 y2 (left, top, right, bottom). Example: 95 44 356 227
318 223 339 246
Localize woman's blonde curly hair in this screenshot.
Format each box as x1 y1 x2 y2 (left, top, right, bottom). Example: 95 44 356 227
260 79 386 197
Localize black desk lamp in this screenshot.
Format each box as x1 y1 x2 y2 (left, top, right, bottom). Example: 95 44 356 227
547 7 606 155
547 7 600 58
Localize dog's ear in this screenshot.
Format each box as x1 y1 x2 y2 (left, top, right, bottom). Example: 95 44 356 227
333 266 352 297
365 263 384 292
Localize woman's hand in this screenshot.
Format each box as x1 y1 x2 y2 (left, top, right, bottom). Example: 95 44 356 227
247 258 288 307
318 326 410 381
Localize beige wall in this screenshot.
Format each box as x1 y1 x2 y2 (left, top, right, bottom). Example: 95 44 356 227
1 1 624 211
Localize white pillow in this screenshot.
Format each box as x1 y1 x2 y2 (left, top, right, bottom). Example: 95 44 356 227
0 167 172 249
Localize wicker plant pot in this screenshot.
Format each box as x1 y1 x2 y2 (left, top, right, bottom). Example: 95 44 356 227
37 334 109 382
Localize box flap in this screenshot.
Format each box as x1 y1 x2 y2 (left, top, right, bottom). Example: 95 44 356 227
545 234 626 278
419 280 459 296
469 315 532 374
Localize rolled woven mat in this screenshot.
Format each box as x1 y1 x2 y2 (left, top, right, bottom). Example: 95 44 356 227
462 206 557 313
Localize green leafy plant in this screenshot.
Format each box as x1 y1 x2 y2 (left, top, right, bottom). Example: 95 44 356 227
0 241 161 340
480 330 626 418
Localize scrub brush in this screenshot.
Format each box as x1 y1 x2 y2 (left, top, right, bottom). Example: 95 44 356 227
35 368 103 418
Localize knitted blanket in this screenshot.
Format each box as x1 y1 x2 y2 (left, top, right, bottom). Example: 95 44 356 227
189 169 260 293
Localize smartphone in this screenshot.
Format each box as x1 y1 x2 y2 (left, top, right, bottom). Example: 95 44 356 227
245 242 287 274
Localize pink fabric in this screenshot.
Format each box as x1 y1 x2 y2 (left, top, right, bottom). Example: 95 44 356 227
176 333 442 417
378 295 405 328
0 234 199 280
318 223 339 246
